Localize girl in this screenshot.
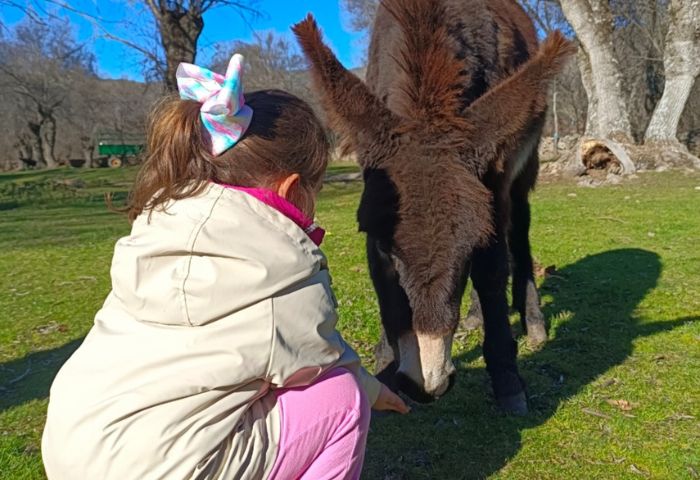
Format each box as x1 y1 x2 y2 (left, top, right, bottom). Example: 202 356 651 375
42 54 408 480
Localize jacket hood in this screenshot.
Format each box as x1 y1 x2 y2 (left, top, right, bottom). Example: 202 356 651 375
109 184 325 326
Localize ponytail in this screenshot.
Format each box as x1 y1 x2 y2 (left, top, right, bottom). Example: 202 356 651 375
125 90 330 223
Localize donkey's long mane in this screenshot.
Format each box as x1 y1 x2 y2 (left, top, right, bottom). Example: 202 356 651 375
381 0 468 132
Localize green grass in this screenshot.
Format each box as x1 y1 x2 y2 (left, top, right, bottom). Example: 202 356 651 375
1 167 698 479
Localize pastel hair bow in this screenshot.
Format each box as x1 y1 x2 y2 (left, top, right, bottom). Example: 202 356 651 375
176 54 254 156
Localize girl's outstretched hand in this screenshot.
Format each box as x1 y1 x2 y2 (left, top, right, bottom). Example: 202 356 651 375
373 383 410 414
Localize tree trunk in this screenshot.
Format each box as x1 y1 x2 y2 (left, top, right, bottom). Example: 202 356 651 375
81 136 95 168
553 89 560 150
39 113 59 168
642 1 664 117
645 0 700 144
576 47 599 136
17 138 33 170
560 0 634 142
27 122 46 168
159 11 204 92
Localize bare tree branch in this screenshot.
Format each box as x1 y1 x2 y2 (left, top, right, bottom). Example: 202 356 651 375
40 0 262 90
144 0 163 19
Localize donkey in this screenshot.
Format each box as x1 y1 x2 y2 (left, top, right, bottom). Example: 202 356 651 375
293 0 574 414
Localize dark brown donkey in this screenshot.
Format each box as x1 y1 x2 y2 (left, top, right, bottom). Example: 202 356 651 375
293 0 574 414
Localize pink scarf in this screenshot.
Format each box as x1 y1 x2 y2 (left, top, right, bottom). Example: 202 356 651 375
220 185 325 246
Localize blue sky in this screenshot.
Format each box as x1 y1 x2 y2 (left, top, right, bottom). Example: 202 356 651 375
0 1 366 80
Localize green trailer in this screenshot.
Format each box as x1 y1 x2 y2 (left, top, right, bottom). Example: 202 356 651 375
96 134 145 168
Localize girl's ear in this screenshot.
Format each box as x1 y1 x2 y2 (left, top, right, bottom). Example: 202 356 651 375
276 173 316 217
276 173 301 200
292 15 400 167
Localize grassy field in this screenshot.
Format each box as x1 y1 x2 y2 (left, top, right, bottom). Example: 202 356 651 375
0 166 698 479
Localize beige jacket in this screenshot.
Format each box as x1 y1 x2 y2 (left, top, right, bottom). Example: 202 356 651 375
42 184 381 480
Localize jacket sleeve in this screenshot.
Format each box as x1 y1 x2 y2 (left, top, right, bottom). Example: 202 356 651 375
265 273 382 406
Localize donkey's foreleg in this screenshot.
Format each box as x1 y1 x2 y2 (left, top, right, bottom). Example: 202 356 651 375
374 329 397 376
463 288 484 330
509 156 547 345
366 236 408 391
471 239 528 415
509 189 547 346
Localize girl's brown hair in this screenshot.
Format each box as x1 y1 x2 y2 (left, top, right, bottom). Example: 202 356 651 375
125 89 330 222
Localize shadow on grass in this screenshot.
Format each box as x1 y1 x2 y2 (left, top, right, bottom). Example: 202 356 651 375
365 248 696 479
0 339 82 413
0 249 693 477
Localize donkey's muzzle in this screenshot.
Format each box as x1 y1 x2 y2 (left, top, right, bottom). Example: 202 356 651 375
395 331 457 401
395 370 456 403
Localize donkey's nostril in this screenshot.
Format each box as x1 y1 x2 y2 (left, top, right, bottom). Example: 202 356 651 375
421 361 456 397
433 372 456 398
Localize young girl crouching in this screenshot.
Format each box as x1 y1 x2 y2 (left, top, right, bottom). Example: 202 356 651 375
42 54 408 480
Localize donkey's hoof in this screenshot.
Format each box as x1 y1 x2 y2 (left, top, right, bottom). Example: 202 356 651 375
497 391 529 416
527 323 548 346
462 315 483 331
374 333 395 374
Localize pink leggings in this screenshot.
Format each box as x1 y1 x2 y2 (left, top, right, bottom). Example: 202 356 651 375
268 368 371 480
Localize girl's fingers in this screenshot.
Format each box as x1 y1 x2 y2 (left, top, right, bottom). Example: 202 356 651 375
374 383 410 414
389 393 410 414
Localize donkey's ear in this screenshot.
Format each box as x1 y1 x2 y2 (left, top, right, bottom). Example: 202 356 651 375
462 31 576 166
293 15 399 166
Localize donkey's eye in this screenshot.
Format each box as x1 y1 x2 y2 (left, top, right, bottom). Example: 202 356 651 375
357 168 399 238
377 239 392 256
390 252 405 273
